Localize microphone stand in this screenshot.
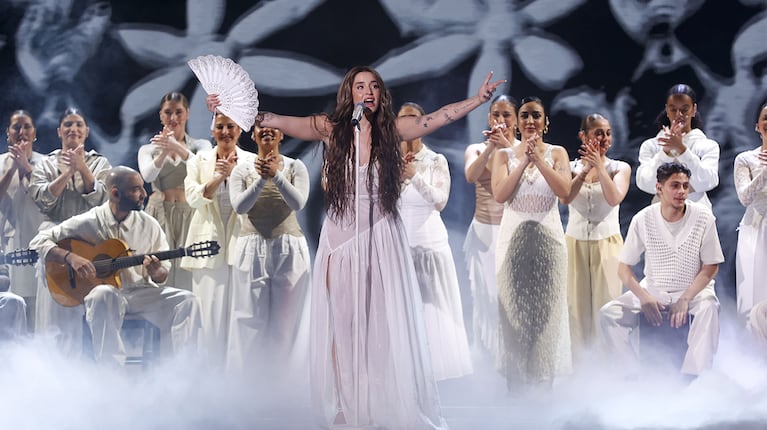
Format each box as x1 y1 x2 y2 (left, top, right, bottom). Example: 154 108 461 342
352 119 361 427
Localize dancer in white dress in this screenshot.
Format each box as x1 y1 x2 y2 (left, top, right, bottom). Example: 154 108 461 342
636 84 719 208
463 95 517 357
208 66 504 429
398 102 472 381
227 125 311 380
491 96 572 389
138 92 211 290
736 102 767 326
0 110 44 328
560 114 630 363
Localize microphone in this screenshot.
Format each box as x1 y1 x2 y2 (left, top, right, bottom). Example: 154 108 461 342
351 102 365 126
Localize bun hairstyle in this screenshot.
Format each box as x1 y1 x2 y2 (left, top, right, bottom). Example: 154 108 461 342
580 113 607 133
490 94 518 112
400 102 425 115
59 107 87 125
159 92 190 110
654 83 704 130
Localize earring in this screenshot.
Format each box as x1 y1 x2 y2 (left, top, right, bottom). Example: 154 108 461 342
543 118 550 135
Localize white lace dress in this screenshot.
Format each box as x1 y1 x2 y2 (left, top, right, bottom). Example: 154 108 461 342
310 163 446 430
400 146 472 381
734 148 767 316
495 145 572 388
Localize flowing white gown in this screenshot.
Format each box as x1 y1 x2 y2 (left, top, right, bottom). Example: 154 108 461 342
400 146 472 381
310 164 446 430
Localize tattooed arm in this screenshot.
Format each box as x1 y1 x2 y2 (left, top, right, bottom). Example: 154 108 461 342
396 72 505 141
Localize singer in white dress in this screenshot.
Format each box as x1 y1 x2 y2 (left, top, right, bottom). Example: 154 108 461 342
399 102 472 381
209 66 504 429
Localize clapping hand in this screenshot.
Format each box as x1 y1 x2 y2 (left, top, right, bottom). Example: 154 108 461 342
658 121 686 156
483 122 511 150
256 151 280 179
8 139 33 174
758 150 767 167
577 139 600 173
214 153 237 178
401 152 416 181
60 145 87 175
150 126 182 157
524 133 541 164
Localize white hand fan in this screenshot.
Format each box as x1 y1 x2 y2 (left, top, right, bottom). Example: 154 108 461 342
188 55 259 131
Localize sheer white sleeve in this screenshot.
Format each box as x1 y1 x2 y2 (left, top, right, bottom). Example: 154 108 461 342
137 144 162 182
636 137 675 195
734 152 767 207
229 162 264 214
272 159 309 211
410 153 450 211
677 137 720 193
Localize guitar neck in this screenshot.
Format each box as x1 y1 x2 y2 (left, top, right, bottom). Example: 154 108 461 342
103 248 187 271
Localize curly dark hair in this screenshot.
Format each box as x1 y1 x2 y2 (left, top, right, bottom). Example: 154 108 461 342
322 66 402 219
656 161 692 183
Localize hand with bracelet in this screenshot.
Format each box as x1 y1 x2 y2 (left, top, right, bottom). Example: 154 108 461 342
61 247 97 280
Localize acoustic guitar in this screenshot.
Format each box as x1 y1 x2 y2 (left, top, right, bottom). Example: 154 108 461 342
46 238 219 307
0 248 38 266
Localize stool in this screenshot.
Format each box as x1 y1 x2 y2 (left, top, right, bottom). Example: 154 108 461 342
638 311 693 371
82 314 161 368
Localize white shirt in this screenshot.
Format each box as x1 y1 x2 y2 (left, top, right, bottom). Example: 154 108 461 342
636 128 720 208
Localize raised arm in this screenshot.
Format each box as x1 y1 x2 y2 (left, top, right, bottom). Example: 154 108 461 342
206 94 331 143
256 112 330 143
396 72 505 141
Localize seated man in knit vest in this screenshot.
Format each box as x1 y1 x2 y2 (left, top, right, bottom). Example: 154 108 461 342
599 162 723 377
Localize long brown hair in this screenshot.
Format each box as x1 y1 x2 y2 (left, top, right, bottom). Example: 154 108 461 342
322 66 402 219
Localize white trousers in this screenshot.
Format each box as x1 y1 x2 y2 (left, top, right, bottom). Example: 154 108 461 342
193 265 233 367
599 283 719 376
747 299 767 343
83 284 202 364
227 233 311 378
35 262 84 356
0 291 26 339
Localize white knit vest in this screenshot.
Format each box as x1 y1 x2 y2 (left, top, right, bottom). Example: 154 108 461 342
643 205 709 291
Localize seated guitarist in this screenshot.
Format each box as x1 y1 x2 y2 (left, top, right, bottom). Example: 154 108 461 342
30 166 202 363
